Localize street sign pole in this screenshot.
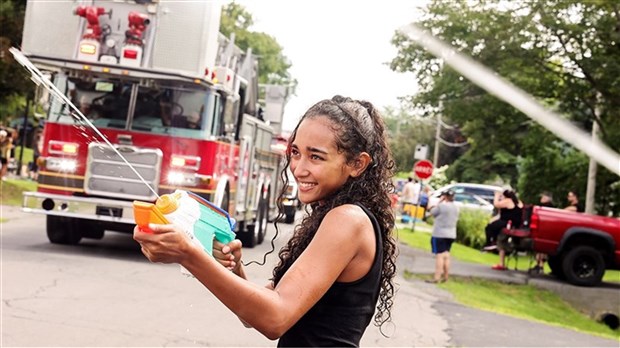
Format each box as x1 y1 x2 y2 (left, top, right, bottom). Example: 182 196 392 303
412 159 434 232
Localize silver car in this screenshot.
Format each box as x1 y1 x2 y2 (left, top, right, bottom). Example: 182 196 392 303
429 183 503 214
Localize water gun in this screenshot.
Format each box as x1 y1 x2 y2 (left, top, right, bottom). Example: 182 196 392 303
133 190 236 256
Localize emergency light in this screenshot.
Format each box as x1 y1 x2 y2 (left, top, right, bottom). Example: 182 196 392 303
171 155 201 170
49 141 79 155
79 43 97 55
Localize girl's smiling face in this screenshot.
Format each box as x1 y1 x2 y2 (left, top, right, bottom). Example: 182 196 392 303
289 116 358 204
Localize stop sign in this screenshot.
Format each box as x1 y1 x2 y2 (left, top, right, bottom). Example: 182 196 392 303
413 159 434 180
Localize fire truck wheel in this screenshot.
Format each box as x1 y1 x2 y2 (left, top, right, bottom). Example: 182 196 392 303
46 216 82 245
80 221 105 240
240 223 258 248
561 245 605 287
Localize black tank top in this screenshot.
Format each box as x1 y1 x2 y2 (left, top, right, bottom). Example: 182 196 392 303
500 205 523 228
278 203 384 347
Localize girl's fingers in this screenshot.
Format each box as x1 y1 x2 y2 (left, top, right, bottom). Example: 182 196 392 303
148 223 176 234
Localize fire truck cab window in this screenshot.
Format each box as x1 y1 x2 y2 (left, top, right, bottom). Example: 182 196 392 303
49 75 132 128
209 94 222 136
221 95 238 136
131 84 211 137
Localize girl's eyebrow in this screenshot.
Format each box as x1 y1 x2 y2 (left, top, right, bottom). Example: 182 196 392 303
307 146 328 155
291 143 329 155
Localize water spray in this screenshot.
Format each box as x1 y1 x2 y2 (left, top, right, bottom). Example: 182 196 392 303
9 47 160 198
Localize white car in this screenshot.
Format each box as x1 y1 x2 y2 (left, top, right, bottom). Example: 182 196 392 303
428 183 503 214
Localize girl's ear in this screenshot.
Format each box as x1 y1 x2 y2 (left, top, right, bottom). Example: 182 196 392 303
350 152 372 178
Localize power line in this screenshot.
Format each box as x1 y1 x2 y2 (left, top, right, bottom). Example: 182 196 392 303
436 136 469 147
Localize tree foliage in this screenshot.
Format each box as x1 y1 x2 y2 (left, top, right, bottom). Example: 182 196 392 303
220 2 296 87
383 106 435 173
0 0 34 123
390 0 620 214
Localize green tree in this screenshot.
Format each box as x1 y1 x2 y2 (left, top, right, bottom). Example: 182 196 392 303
390 0 620 214
220 2 296 87
0 0 33 123
383 105 435 173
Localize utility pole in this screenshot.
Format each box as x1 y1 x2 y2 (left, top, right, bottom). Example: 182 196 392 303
433 112 441 166
585 93 601 214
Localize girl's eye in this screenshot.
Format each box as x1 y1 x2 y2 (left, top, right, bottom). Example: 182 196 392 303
310 154 323 161
290 149 300 157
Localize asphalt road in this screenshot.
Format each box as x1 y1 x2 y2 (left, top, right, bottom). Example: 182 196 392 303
1 204 618 347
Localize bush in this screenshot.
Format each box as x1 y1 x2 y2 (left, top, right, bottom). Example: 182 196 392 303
457 209 491 249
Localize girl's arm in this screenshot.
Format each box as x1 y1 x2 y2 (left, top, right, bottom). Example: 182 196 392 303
134 204 373 340
493 192 513 209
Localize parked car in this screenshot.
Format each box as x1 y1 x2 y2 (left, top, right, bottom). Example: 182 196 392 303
452 192 495 214
431 183 503 203
428 183 503 214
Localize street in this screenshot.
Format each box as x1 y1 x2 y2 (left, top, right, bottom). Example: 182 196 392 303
0 206 447 347
1 205 617 347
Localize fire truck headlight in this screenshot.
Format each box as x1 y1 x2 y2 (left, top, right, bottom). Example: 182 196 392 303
167 171 197 186
46 157 77 173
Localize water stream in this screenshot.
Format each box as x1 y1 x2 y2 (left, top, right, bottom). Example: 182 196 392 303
10 47 159 199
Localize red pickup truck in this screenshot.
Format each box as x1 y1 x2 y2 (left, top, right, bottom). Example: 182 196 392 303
503 206 620 287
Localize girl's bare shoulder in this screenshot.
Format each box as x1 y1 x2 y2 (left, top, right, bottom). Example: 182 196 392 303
323 204 371 229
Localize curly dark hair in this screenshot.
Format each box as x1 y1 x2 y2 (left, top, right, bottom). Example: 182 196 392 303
272 95 397 331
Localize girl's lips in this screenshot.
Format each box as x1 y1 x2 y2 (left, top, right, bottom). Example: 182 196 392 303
297 182 316 192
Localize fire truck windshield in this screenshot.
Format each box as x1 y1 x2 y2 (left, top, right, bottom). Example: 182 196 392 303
47 74 216 138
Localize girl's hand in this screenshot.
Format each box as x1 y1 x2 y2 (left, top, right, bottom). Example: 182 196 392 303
213 239 243 272
133 224 195 264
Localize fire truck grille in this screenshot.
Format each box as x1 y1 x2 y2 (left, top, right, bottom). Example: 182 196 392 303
85 143 163 201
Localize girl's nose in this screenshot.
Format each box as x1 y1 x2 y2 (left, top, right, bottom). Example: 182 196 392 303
291 159 307 178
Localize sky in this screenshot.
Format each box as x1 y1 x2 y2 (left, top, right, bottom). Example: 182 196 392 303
236 0 427 131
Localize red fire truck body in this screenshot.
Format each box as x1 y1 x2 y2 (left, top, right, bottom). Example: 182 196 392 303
20 0 285 247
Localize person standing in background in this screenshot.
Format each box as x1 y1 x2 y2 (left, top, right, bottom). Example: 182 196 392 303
401 177 421 218
426 190 459 283
419 185 431 221
28 127 43 180
401 177 420 205
0 129 12 180
564 191 584 213
530 191 556 274
539 191 555 208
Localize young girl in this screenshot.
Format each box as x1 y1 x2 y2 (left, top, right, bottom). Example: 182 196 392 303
134 95 397 346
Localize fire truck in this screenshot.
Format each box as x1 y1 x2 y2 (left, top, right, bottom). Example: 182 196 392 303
19 0 287 248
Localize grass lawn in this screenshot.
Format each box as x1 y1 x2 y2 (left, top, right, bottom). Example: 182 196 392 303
13 146 34 165
398 226 620 340
397 225 620 283
405 271 619 340
1 178 37 207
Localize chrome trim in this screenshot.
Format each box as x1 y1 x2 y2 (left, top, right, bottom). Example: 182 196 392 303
22 191 137 224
